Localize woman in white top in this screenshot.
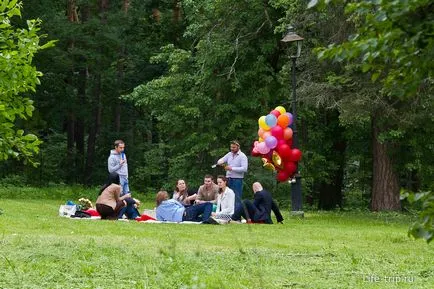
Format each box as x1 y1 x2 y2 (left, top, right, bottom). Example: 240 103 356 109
213 175 235 221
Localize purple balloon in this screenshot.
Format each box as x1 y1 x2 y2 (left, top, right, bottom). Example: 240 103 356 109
285 112 293 126
265 136 278 149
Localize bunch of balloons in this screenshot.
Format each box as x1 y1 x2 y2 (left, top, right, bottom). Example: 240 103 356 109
252 105 302 182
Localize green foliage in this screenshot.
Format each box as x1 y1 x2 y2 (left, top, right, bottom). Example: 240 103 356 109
401 189 434 243
1 197 434 288
0 0 54 165
125 0 293 190
314 0 433 99
308 0 434 210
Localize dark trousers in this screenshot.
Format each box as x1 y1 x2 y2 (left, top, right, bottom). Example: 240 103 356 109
96 201 124 220
231 200 256 222
183 203 213 222
117 197 140 219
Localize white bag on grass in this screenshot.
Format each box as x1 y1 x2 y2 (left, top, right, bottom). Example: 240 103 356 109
58 205 77 217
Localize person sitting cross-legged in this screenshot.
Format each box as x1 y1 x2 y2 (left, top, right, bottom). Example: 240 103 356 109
211 175 235 223
231 182 283 224
156 191 213 222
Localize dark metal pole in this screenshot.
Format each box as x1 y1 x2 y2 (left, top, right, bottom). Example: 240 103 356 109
291 56 303 214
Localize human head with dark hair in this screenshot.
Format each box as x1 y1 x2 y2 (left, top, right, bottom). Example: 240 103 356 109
203 174 214 189
216 175 227 193
113 140 125 154
175 179 188 193
99 172 120 194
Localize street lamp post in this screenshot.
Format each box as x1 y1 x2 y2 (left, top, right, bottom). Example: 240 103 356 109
281 28 304 217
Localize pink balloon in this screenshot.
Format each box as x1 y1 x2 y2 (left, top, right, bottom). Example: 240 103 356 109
271 126 284 140
270 109 281 118
262 131 272 140
257 142 270 154
278 139 286 146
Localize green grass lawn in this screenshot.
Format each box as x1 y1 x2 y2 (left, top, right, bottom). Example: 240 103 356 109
0 192 433 288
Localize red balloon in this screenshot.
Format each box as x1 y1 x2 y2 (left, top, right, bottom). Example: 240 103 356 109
271 126 284 140
276 170 290 182
289 148 302 162
284 161 297 175
270 109 281 118
278 139 286 146
277 143 291 160
286 139 293 148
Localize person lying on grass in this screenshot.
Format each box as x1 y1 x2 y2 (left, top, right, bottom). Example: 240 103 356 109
156 191 213 222
230 182 284 224
96 172 137 220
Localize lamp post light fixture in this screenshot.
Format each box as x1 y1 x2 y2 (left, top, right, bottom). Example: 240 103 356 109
281 27 304 217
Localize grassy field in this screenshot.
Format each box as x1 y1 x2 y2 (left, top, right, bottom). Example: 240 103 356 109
0 188 433 288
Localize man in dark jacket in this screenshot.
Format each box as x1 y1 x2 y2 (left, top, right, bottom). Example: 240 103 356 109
231 182 283 224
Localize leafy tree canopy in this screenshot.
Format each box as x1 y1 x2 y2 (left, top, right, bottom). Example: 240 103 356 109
0 0 54 164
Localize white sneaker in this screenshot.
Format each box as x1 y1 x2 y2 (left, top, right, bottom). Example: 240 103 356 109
229 219 243 224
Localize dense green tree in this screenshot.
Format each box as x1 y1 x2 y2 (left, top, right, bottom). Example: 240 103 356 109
0 0 53 165
310 0 434 210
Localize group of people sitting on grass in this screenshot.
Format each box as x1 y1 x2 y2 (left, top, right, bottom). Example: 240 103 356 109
95 172 283 224
157 175 283 224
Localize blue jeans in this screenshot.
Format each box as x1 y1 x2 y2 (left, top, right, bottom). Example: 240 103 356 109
117 198 139 219
183 203 213 222
120 175 130 196
228 178 243 207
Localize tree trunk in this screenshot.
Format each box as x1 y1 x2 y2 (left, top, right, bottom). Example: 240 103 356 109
66 0 78 183
173 0 181 23
84 0 107 185
84 75 102 185
66 111 75 183
318 110 346 210
371 115 401 211
114 0 130 132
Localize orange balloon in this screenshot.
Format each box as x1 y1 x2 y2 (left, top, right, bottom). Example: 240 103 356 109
262 131 272 139
277 114 290 128
258 128 265 138
283 127 293 140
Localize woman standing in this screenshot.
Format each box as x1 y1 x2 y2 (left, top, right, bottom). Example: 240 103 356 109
172 179 196 206
96 172 131 219
213 175 235 221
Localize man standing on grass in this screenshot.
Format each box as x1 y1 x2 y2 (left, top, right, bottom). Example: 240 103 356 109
108 140 129 196
217 140 248 207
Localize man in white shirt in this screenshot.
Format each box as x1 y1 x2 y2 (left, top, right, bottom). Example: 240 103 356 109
217 140 248 207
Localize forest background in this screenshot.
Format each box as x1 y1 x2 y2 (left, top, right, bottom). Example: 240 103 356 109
1 0 432 218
